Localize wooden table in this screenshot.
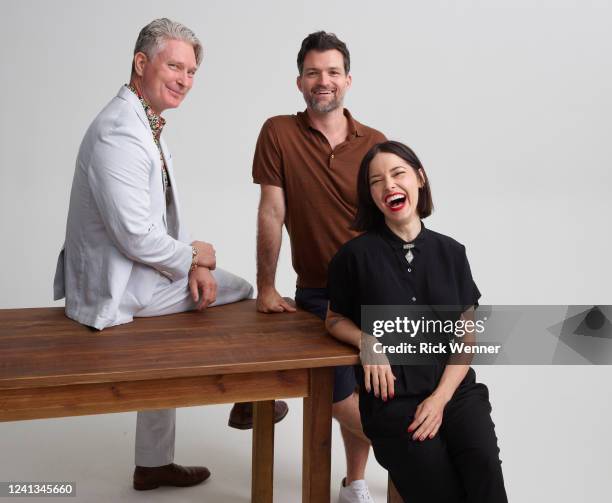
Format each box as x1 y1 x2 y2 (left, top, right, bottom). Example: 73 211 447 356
0 300 359 502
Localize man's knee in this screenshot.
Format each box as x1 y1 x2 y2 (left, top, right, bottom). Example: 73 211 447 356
211 268 254 304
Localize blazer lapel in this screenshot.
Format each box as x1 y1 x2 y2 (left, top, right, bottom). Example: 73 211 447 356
117 86 186 242
118 85 151 131
160 137 184 240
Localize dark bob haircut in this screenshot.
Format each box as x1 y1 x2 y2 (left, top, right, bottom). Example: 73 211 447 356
352 141 434 232
297 31 350 75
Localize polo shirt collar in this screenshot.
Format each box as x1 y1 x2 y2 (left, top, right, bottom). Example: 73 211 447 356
296 108 364 138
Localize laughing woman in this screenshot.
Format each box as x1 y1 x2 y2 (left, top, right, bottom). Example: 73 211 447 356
326 141 508 503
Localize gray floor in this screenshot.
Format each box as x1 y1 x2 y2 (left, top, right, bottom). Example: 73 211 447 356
0 399 389 503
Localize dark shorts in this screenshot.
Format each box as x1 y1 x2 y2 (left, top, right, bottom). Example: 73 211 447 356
295 287 357 404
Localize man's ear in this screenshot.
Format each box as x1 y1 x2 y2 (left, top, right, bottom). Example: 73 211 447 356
133 52 148 77
296 74 303 93
345 73 352 90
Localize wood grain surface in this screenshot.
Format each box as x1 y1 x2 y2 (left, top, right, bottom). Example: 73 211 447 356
0 299 363 502
0 369 308 421
252 400 275 503
0 300 358 390
302 367 334 503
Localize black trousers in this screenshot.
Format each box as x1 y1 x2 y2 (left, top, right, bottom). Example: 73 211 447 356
370 381 508 503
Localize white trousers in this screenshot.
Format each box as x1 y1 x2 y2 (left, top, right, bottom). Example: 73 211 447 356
133 268 253 466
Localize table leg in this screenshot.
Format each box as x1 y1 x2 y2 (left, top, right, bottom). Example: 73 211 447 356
252 400 275 503
302 366 334 503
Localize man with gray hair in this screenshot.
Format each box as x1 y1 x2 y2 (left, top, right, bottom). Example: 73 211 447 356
54 18 254 490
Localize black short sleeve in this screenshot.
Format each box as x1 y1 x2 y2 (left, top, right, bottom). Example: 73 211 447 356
457 245 481 311
327 247 357 321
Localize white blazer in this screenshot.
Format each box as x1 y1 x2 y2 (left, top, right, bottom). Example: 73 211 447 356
54 86 192 329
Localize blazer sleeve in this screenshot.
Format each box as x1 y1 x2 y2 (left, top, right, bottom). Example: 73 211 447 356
88 125 192 281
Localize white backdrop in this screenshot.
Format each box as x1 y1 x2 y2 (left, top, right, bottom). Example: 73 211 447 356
1 1 611 501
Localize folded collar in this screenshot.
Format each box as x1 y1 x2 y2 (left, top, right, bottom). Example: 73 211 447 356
296 107 363 138
378 221 428 251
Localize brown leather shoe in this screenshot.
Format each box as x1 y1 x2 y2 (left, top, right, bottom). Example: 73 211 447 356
228 400 289 430
133 463 211 491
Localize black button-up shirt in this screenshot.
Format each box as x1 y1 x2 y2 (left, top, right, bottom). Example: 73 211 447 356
327 222 481 438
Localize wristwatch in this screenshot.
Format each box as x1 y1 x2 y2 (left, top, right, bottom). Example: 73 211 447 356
190 246 198 272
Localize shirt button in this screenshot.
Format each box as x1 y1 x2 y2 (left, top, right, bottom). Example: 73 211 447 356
412 297 416 302
330 154 335 159
407 268 412 272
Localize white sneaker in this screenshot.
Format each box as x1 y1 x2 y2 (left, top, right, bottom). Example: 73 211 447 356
338 478 375 503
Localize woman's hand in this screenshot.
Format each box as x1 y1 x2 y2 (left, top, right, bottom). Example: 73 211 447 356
361 333 396 401
363 362 396 401
407 392 449 441
324 313 397 401
405 309 475 441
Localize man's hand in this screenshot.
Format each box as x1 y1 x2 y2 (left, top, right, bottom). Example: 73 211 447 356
256 287 296 313
191 241 216 270
188 267 217 310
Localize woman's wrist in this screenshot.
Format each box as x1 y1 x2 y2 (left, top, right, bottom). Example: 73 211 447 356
431 385 454 404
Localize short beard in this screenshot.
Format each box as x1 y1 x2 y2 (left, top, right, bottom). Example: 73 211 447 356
306 95 343 113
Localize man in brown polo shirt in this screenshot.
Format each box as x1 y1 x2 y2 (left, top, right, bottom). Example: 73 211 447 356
249 31 385 503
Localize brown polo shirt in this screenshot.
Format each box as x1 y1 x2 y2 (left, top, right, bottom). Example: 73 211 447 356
252 109 386 288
